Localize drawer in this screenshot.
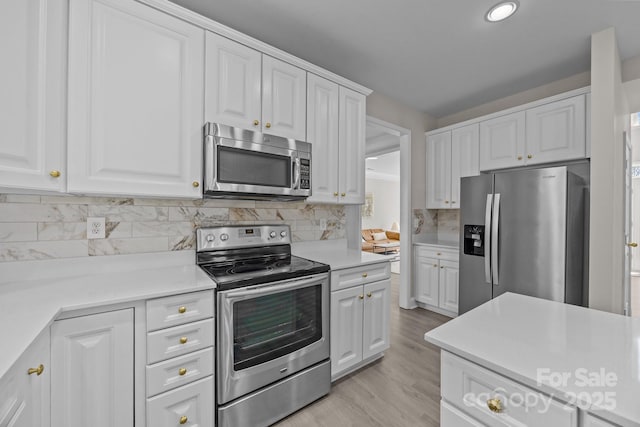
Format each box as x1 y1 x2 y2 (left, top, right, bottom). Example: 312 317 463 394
147 290 214 332
147 318 214 364
147 347 214 397
331 262 390 291
441 400 484 426
415 245 458 261
441 352 577 427
147 376 213 427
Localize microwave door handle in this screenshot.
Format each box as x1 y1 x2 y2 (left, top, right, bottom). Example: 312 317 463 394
293 156 301 189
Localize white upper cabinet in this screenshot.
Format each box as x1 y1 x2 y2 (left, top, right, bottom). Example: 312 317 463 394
262 55 307 141
338 87 366 204
67 0 205 198
205 32 307 140
306 74 340 203
525 95 586 165
479 111 526 171
0 0 67 193
427 123 479 209
205 32 262 132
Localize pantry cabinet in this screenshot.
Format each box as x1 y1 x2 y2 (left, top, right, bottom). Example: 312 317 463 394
414 245 459 316
426 124 479 209
0 329 50 427
205 32 307 141
67 0 205 198
51 309 134 427
330 262 391 380
0 0 67 193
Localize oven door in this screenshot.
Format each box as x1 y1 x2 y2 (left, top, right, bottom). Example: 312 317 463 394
204 133 309 198
217 272 329 404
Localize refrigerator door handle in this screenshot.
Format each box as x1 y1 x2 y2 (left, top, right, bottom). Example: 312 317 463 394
484 194 493 284
492 193 501 285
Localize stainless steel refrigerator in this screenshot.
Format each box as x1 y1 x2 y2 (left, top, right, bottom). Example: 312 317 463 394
459 165 588 314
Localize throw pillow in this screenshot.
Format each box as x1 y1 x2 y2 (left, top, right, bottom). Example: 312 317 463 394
372 232 387 241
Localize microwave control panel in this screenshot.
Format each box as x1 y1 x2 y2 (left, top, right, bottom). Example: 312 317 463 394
299 159 310 190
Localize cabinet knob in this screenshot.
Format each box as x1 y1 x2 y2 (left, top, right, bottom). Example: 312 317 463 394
178 368 187 376
253 120 259 126
192 181 199 188
440 266 444 269
367 292 372 298
527 154 533 159
359 295 364 300
341 192 346 197
265 122 271 128
179 336 188 344
179 416 188 424
49 170 61 178
178 306 186 314
487 398 503 413
444 200 449 204
433 264 437 267
362 273 368 278
333 192 338 197
451 201 456 204
27 364 44 376
517 155 523 161
628 242 638 248
437 252 441 256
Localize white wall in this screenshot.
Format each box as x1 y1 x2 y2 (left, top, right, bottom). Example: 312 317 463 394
362 177 400 231
589 27 630 314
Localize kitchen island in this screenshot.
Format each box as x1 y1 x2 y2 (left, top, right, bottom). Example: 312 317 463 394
425 292 640 427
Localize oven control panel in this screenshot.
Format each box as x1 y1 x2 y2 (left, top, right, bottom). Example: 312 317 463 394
196 225 291 251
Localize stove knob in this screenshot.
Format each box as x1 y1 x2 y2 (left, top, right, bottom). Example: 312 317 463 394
220 233 229 241
269 231 276 238
205 234 215 242
280 231 287 238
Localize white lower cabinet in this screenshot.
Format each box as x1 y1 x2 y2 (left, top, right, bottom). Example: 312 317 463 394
414 245 459 316
51 309 134 427
147 376 214 427
330 262 391 380
0 329 50 427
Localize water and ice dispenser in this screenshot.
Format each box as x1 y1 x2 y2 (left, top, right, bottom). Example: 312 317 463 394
463 225 485 256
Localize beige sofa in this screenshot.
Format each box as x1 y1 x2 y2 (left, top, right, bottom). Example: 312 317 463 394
361 228 400 253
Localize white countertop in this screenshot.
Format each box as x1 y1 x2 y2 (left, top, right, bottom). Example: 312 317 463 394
413 235 459 249
292 239 391 270
0 251 215 382
425 293 640 426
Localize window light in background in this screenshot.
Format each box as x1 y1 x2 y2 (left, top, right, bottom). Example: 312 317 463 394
632 112 640 127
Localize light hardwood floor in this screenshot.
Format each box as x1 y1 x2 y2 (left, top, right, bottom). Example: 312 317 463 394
276 273 450 427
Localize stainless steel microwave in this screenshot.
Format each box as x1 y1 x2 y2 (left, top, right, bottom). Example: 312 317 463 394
203 123 311 200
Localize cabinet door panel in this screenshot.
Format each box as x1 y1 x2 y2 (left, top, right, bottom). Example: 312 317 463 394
0 0 66 192
338 87 366 204
526 95 586 165
68 0 204 198
439 260 459 314
363 279 391 359
479 112 525 171
262 55 306 140
51 309 134 427
147 376 213 427
426 131 451 209
451 124 479 206
306 74 339 203
414 255 440 306
330 286 364 377
205 32 262 131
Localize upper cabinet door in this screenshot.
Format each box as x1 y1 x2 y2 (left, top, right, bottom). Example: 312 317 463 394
426 131 452 209
262 55 306 140
67 0 204 198
450 124 479 207
338 87 366 204
479 111 525 171
306 74 339 203
0 0 66 192
525 95 586 165
205 32 262 132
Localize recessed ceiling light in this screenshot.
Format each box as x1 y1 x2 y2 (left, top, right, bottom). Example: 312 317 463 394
486 1 519 22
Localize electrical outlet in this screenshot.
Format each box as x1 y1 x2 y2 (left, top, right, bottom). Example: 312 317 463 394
319 219 327 230
87 217 106 239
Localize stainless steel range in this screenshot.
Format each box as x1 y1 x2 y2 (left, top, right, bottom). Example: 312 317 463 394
196 225 331 427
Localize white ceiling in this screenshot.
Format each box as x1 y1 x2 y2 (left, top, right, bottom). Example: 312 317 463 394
366 151 400 181
171 0 640 118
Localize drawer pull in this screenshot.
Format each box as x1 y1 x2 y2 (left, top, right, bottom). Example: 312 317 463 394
367 292 372 298
178 368 187 376
179 337 188 344
179 415 188 424
27 364 44 376
362 273 368 278
433 264 437 267
178 306 187 314
487 398 503 413
437 252 441 256
359 295 364 300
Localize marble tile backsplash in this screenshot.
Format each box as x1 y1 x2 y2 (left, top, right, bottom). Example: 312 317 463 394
412 208 460 240
0 194 345 262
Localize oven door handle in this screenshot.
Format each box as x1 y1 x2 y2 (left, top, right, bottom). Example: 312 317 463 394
223 273 326 299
